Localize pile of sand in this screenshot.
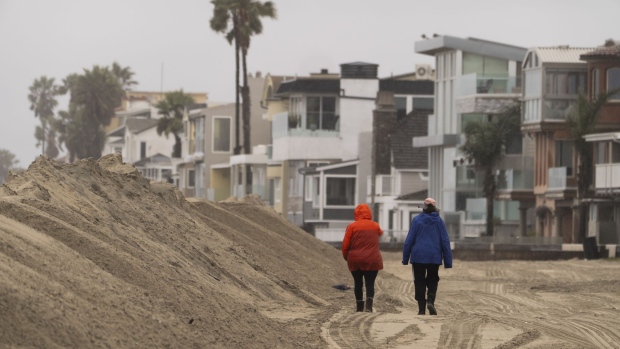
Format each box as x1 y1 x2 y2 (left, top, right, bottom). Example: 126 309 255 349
0 154 351 348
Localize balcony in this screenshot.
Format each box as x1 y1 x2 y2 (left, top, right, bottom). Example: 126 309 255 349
367 175 396 196
595 163 620 194
456 74 521 97
548 167 567 190
456 74 522 114
496 168 535 201
272 112 340 139
271 112 342 161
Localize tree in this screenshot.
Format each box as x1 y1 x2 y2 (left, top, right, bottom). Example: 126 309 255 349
0 149 19 184
55 65 126 160
111 62 138 91
236 0 276 155
459 105 522 237
210 0 242 155
566 88 620 243
210 0 276 155
155 90 196 158
28 76 60 157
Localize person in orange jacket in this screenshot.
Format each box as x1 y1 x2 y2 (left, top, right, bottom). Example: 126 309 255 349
342 204 384 312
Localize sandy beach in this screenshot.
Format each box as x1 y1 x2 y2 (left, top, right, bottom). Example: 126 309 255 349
2 154 619 348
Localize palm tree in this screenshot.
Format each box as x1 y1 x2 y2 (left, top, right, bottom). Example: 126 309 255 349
460 105 522 237
112 62 138 91
210 0 242 154
210 0 276 155
28 76 60 157
55 65 126 160
155 90 196 158
0 148 19 183
567 88 620 243
236 0 276 155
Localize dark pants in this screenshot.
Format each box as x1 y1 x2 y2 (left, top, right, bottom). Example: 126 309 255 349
412 264 440 302
351 269 379 301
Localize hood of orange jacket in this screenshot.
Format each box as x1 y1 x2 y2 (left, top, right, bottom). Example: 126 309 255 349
354 204 372 221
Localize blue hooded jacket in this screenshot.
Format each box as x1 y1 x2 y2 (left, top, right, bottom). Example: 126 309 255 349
402 211 452 268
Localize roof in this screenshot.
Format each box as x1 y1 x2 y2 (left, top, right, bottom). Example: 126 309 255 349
132 153 171 167
530 46 596 63
581 41 620 60
379 79 434 95
415 35 526 61
395 189 428 201
391 110 430 170
126 118 159 134
275 78 340 96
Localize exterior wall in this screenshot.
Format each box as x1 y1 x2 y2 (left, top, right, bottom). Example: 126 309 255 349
271 136 342 161
339 78 378 161
210 168 230 202
400 171 428 194
267 164 283 213
358 132 372 205
127 127 175 163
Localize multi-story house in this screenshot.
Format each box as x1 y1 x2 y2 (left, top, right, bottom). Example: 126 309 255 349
582 40 620 244
521 45 594 242
413 35 531 239
206 73 270 202
104 91 207 187
262 62 434 236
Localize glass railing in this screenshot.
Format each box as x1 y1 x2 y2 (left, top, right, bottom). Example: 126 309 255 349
548 167 567 189
366 175 396 196
543 98 574 121
456 73 521 97
456 166 484 189
272 112 340 139
496 169 534 190
595 163 620 189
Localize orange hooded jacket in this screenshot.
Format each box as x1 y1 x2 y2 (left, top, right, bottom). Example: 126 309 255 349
341 204 384 271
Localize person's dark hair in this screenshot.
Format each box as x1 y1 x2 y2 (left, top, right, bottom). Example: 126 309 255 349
423 204 438 213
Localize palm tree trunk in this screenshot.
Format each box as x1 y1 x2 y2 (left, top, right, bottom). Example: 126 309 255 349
173 133 182 158
233 15 241 155
241 48 251 156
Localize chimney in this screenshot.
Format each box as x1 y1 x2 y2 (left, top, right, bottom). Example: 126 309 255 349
321 69 328 74
256 71 262 78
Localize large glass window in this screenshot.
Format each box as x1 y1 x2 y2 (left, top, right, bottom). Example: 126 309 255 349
395 97 407 119
462 53 508 76
325 177 355 206
555 140 574 176
306 96 337 131
545 70 587 96
188 169 195 188
412 97 434 112
213 117 231 152
607 67 620 100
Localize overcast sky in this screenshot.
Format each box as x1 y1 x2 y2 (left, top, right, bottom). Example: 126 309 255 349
1 0 618 167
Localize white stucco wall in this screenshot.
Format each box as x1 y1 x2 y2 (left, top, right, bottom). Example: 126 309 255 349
127 127 175 163
271 136 342 161
339 98 376 161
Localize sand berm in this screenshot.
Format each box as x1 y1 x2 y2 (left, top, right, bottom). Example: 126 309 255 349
0 154 354 348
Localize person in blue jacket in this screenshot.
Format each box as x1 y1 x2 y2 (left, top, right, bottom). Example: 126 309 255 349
402 198 452 315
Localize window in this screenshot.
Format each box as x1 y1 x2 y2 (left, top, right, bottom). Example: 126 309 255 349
289 96 303 128
140 142 146 159
607 67 620 100
555 140 574 176
462 53 508 76
592 68 600 97
505 135 523 155
213 117 231 152
312 176 320 207
545 70 586 96
325 177 355 206
274 178 281 203
306 96 337 131
412 97 434 112
395 97 407 119
188 169 195 188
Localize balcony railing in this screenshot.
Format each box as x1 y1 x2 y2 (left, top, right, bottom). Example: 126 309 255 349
367 175 396 196
272 112 340 139
595 163 620 190
548 167 567 190
496 169 534 190
456 74 521 97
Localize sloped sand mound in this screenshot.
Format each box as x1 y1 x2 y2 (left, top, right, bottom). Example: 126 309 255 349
0 154 350 348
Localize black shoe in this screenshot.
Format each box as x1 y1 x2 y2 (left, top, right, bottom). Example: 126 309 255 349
417 300 426 315
356 300 364 312
427 293 437 315
365 297 373 312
